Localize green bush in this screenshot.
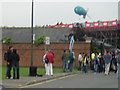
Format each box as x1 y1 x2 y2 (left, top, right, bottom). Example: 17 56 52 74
92 46 100 54
34 35 46 46
1 37 13 44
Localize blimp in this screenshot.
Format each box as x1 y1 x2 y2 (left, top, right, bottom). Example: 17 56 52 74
74 6 87 19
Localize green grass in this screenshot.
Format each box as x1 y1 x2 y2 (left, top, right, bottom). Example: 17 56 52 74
1 66 78 79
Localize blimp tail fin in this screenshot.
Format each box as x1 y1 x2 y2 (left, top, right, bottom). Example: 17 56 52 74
85 8 92 19
83 8 89 19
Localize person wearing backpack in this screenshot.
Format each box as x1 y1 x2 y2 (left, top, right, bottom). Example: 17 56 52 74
12 49 20 79
5 46 13 79
68 50 75 72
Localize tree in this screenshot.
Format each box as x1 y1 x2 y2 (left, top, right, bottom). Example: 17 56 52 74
34 35 46 46
92 46 100 54
1 37 13 44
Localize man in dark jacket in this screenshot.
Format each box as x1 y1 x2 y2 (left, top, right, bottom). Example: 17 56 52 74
12 49 20 79
6 46 13 79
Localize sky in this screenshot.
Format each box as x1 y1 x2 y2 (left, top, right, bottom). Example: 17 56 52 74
0 0 119 27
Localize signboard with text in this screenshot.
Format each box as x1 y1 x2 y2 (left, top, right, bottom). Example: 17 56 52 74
45 37 50 45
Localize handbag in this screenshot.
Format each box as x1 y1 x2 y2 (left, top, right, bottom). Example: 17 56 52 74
45 58 48 64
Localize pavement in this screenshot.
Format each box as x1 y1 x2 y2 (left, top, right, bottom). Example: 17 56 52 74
1 71 78 88
1 71 119 89
28 72 118 88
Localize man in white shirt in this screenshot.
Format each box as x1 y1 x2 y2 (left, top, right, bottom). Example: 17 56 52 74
78 52 83 71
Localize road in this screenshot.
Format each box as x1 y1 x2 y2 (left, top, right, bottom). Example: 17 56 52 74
20 72 118 88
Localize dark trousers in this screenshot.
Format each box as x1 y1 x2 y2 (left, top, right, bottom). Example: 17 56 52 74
6 63 12 79
13 63 19 79
90 60 94 70
69 62 74 72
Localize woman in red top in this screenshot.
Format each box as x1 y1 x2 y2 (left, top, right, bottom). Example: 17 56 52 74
46 50 54 76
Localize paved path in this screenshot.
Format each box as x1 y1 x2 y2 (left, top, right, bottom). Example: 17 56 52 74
19 72 118 88
2 72 76 88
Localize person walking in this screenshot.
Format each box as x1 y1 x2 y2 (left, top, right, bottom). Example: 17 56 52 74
5 46 13 79
94 54 100 74
45 50 54 76
98 54 103 73
68 51 75 72
62 50 69 72
116 51 120 79
78 52 83 71
12 49 20 79
112 51 118 73
88 56 91 70
83 54 89 73
81 53 85 72
91 52 96 70
104 51 112 75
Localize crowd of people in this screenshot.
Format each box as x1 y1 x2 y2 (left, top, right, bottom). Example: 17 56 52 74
4 46 120 79
60 49 120 79
61 50 91 73
90 50 120 77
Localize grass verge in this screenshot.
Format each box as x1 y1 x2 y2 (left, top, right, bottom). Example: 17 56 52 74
1 66 78 79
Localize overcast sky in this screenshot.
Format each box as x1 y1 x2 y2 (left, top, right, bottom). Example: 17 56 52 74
0 0 119 27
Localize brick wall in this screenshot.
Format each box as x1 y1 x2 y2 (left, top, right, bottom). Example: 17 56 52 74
1 42 91 67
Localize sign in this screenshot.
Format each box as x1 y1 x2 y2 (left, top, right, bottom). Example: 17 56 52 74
45 37 50 45
33 34 35 44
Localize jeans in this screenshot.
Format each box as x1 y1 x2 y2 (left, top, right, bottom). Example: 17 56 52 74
117 64 120 79
83 64 88 73
78 61 82 71
63 61 68 72
94 64 98 72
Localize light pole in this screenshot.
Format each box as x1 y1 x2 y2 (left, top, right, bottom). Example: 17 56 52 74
29 0 37 76
30 0 34 66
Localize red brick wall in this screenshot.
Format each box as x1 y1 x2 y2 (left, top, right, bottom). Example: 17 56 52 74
1 42 91 67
